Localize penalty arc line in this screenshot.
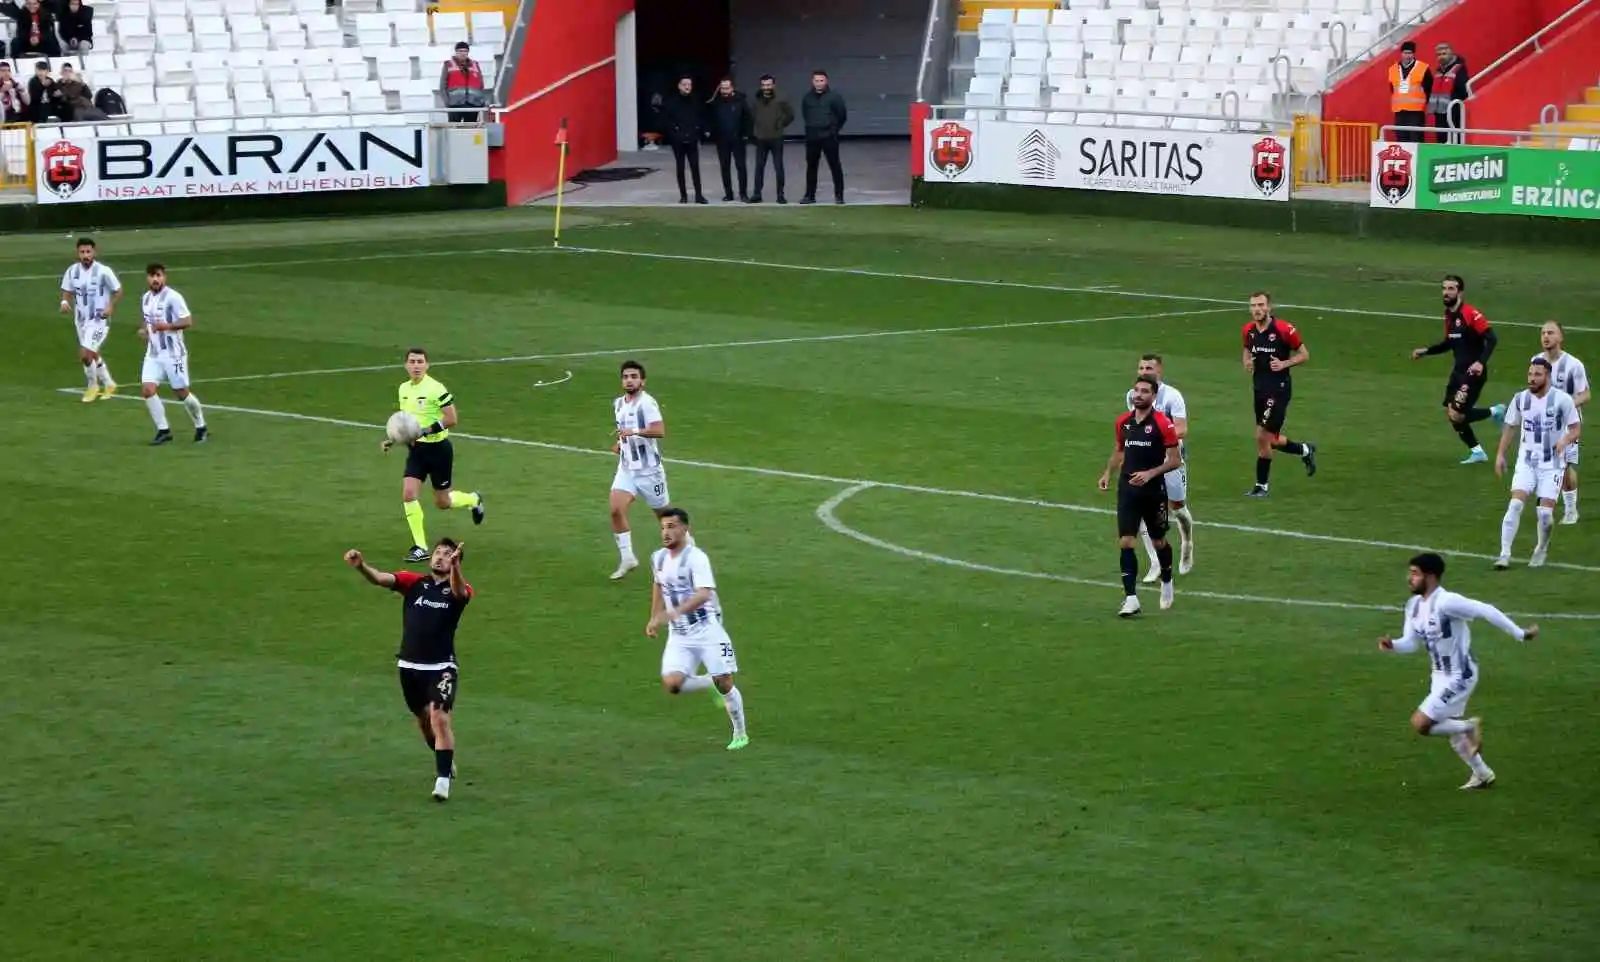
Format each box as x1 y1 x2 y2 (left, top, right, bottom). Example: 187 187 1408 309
61 389 1600 582
815 483 1600 621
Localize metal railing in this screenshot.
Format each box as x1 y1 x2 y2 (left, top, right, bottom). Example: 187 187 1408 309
1379 122 1555 143
0 122 34 190
1453 0 1596 132
492 55 615 118
915 0 961 104
1325 0 1459 86
1292 115 1377 187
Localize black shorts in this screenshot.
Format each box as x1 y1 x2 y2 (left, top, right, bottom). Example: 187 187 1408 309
1254 386 1291 434
1117 482 1169 540
1443 371 1486 412
399 665 458 715
404 438 454 490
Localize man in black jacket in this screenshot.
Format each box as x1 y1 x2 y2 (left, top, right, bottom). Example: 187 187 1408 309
749 74 794 204
59 0 94 54
1429 42 1469 145
27 60 58 123
661 75 707 205
3 0 61 57
800 70 847 205
710 78 752 203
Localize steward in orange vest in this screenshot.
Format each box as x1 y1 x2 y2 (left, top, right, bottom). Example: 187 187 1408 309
1388 40 1432 143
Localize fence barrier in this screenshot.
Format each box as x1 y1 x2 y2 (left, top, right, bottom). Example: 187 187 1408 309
1292 115 1377 188
1 122 34 191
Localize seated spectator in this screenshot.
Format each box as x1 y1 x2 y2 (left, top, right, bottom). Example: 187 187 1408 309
52 61 94 120
58 0 93 54
0 62 27 123
2 0 62 58
27 59 59 122
439 41 487 123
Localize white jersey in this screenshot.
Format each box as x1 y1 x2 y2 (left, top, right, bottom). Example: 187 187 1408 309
1126 381 1188 458
141 286 192 359
615 389 664 474
61 261 122 323
651 544 722 636
1532 350 1589 402
1504 387 1579 468
1394 587 1525 681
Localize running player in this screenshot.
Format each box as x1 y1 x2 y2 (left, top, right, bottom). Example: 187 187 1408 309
384 348 484 564
1410 274 1506 463
137 263 208 445
1241 291 1317 497
1532 321 1588 523
344 538 472 802
1493 357 1581 569
1378 552 1537 790
647 508 748 750
59 238 122 402
609 360 671 580
1126 353 1194 580
1099 376 1182 617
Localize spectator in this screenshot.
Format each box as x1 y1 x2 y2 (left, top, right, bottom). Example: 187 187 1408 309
0 62 27 123
749 73 793 204
1388 40 1431 144
661 74 706 205
2 0 62 58
27 60 59 123
52 62 95 121
800 69 846 205
710 77 751 203
58 0 93 55
1429 42 1469 145
438 41 487 123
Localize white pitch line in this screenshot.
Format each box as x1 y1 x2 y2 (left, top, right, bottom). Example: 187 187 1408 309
557 245 1598 333
532 370 574 388
63 389 1600 579
160 307 1236 385
816 483 1600 621
0 246 555 284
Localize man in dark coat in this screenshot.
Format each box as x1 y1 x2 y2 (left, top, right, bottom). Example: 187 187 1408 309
661 75 707 205
800 69 847 205
710 78 752 202
3 0 61 57
749 74 794 204
1429 41 1470 145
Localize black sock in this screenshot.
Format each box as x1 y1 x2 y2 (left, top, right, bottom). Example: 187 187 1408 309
1119 546 1137 595
1273 438 1305 456
1464 407 1492 424
1156 543 1174 583
1455 423 1480 448
435 748 454 779
1255 457 1272 486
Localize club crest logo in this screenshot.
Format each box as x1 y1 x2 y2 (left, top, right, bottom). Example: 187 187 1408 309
43 139 86 199
1376 143 1415 206
929 121 974 178
1250 137 1287 197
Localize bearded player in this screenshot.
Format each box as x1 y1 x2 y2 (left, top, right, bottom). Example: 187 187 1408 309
1411 275 1506 464
1531 320 1588 523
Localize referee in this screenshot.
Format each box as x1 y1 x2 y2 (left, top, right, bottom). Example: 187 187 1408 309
1099 376 1183 618
387 348 485 562
345 538 473 802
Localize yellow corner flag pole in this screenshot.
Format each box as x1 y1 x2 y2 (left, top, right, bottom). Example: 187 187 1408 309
552 118 570 248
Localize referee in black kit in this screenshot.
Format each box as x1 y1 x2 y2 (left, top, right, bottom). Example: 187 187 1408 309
345 538 474 803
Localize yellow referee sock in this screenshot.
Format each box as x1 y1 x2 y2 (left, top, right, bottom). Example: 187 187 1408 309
448 491 480 510
404 500 427 547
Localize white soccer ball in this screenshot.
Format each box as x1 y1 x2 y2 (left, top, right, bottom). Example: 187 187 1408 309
386 411 422 445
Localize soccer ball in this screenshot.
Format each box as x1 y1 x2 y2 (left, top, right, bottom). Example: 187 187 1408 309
386 411 422 445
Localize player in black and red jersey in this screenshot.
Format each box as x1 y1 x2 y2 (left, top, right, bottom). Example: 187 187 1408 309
1099 376 1183 618
344 537 473 803
1242 291 1317 497
1410 274 1507 464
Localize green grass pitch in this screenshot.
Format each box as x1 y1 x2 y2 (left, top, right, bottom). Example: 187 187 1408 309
2 206 1596 961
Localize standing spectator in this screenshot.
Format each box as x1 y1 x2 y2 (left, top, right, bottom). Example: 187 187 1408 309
2 0 61 58
0 62 27 123
749 74 793 204
58 0 94 55
438 42 487 123
661 75 707 205
28 60 58 123
1429 42 1469 145
800 69 846 205
1388 41 1431 144
710 77 751 203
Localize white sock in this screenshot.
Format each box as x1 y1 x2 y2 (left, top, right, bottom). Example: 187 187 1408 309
615 529 634 560
1535 506 1554 552
181 393 206 428
144 394 169 430
83 362 96 389
1175 506 1194 547
1450 734 1493 777
1428 718 1473 736
722 685 746 736
1563 488 1578 514
1138 525 1159 568
678 674 713 694
1499 499 1524 556
96 359 114 386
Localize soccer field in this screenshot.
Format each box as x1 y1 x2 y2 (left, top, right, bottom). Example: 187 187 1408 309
4 206 1597 961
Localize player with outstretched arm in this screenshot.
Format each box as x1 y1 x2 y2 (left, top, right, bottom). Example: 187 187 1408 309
1378 552 1537 790
1410 274 1506 464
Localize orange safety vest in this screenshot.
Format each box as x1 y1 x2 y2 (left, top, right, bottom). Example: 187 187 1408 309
1389 60 1429 113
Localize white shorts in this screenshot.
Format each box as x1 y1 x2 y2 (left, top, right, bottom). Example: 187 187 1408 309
612 464 670 509
1511 460 1562 501
1417 672 1477 722
1564 442 1579 467
141 354 191 390
660 623 738 678
76 318 108 352
1164 462 1188 503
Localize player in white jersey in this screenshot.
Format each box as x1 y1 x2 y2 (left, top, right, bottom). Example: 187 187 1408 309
1125 353 1194 581
59 238 123 402
1493 357 1580 568
137 263 209 445
608 359 671 580
1378 552 1536 789
1532 320 1589 523
645 508 748 751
